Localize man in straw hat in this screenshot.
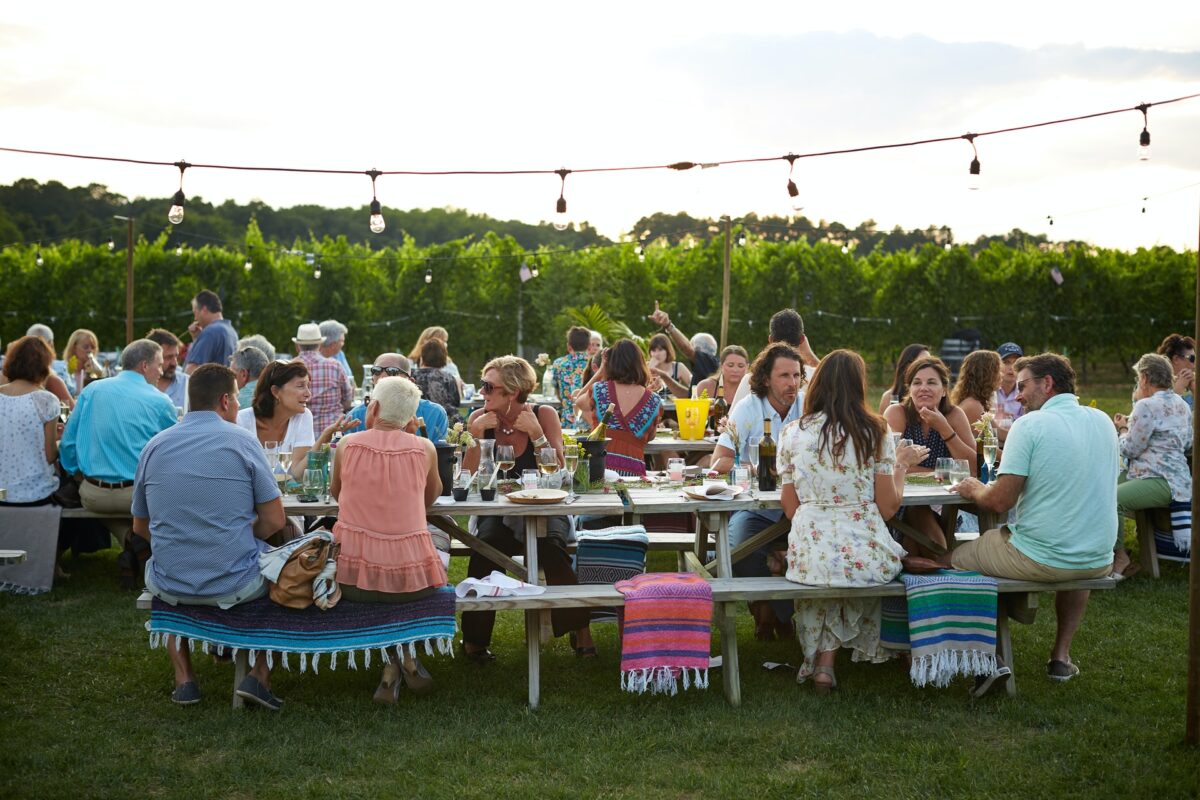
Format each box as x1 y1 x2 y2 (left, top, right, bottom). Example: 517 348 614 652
292 322 354 434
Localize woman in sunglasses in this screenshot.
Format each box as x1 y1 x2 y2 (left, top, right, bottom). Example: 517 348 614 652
459 355 595 661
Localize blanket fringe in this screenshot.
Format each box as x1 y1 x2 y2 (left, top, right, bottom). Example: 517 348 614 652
145 634 456 674
621 667 708 695
910 648 997 688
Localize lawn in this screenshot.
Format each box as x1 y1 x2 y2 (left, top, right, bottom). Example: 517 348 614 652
2 381 1196 799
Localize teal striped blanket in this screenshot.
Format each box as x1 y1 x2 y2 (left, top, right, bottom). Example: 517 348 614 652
880 570 998 688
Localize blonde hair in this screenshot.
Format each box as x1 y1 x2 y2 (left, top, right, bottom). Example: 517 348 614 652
409 326 449 363
482 355 536 402
371 376 421 426
62 328 98 364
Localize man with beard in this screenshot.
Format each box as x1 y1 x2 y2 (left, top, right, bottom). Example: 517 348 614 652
147 328 188 409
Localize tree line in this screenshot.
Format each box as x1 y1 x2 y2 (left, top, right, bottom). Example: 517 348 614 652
1 219 1193 384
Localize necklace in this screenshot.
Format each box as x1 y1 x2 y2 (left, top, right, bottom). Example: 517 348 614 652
494 406 522 436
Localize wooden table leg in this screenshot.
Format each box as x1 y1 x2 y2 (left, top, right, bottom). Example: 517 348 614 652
710 512 732 579
716 600 742 707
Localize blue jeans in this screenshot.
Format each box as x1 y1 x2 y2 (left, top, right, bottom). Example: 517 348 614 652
729 510 791 624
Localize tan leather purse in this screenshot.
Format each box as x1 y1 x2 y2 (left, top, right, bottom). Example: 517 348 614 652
269 538 341 610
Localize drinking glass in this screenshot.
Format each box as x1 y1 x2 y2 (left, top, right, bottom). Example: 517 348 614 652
521 469 540 492
59 403 70 424
302 469 324 497
563 445 579 499
496 444 516 479
463 383 476 401
733 465 751 492
667 457 685 487
934 457 953 483
951 459 971 485
537 447 559 488
747 437 761 489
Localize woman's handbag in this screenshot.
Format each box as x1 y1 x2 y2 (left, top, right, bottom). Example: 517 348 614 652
268 535 342 610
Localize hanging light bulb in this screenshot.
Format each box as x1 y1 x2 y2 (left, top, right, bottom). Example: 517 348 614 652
841 245 850 255
167 160 190 224
1142 197 1148 214
176 244 184 256
35 249 44 267
531 262 539 278
366 169 386 233
1137 103 1151 161
244 258 253 272
964 134 981 191
424 265 433 284
106 238 115 252
553 168 571 231
314 266 321 279
784 153 804 211
737 231 747 247
1047 215 1054 226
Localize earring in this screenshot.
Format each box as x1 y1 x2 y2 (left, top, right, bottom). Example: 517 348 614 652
506 401 512 415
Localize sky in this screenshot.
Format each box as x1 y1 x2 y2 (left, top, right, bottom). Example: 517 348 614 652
1 1 1199 251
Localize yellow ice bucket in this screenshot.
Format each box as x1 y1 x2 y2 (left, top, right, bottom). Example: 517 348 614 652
675 398 711 440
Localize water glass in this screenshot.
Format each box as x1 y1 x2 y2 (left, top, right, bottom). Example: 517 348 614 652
951 458 971 486
521 469 539 492
667 457 685 487
733 465 751 492
302 469 324 497
934 457 953 483
463 383 476 401
577 456 591 493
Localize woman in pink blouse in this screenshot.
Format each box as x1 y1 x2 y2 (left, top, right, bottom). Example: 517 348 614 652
330 376 445 703
1111 353 1192 578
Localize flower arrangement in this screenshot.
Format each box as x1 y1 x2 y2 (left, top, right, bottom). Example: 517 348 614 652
718 416 740 454
971 411 997 442
444 422 476 450
535 352 551 367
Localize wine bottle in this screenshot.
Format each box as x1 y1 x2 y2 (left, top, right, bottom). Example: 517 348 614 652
758 418 777 491
711 394 729 430
587 403 616 441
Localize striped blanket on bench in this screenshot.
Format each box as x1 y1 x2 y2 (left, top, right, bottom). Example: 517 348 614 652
147 586 456 672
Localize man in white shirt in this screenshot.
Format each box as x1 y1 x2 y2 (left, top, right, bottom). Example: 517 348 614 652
711 343 806 640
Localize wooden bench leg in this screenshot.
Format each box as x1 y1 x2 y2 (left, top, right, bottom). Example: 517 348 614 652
716 601 741 707
996 608 1016 697
526 610 541 710
1136 511 1160 579
232 650 248 709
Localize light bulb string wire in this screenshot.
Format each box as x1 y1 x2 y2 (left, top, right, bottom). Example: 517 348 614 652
1 93 1196 178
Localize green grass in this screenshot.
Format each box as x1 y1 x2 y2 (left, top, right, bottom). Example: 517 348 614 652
2 381 1194 799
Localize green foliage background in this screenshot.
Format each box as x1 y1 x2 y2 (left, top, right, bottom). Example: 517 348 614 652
2 221 1194 383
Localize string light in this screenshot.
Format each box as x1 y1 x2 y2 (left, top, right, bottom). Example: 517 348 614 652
737 230 747 247
1136 103 1151 161
964 134 981 191
244 257 253 271
1142 197 1148 214
35 248 44 266
785 154 803 211
424 259 433 284
366 169 385 233
313 265 321 279
106 237 115 251
1047 215 1054 226
530 260 539 278
553 168 570 231
175 244 183 256
167 160 190 224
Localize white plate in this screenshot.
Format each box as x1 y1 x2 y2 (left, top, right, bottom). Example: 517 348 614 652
682 485 744 501
505 489 569 505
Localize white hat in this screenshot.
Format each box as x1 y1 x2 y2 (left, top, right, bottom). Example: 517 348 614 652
292 322 323 345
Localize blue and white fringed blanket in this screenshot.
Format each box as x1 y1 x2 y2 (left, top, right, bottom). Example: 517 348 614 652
147 585 456 672
879 570 998 688
1153 500 1192 560
576 525 649 624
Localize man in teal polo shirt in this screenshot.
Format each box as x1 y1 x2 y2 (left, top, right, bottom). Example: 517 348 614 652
950 353 1116 690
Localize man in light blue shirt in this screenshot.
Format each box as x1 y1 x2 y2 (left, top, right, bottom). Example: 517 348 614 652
348 353 448 443
60 338 177 586
133 364 286 708
184 290 238 374
147 328 188 408
711 343 806 639
952 353 1116 688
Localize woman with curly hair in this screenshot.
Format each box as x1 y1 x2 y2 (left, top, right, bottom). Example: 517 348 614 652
950 350 1002 427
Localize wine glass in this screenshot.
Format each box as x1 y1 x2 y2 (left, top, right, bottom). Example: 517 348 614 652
303 469 324 498
537 446 559 489
563 444 579 500
59 403 70 425
495 444 515 480
747 437 761 488
277 447 293 486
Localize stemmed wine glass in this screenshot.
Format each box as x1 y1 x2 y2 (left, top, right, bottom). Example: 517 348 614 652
537 446 559 490
563 444 579 500
495 444 515 480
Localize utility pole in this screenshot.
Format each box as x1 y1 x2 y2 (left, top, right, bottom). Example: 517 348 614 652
720 215 732 351
113 215 134 344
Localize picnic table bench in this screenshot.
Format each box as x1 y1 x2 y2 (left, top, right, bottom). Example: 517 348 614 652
138 574 1114 708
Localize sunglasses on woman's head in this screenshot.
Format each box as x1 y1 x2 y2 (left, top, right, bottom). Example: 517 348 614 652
370 365 409 378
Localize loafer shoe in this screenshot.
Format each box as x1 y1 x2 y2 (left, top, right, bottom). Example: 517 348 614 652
400 656 434 695
235 675 283 711
969 666 1012 699
171 681 201 706
462 644 496 665
1047 659 1080 682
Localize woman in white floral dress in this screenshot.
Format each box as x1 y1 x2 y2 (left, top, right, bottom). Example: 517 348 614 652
780 350 928 693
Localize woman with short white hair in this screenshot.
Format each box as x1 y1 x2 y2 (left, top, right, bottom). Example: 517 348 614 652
329 376 445 703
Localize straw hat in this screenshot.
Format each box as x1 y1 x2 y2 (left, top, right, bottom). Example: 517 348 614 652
292 322 323 345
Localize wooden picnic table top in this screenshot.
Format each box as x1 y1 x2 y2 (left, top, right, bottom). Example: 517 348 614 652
644 436 717 454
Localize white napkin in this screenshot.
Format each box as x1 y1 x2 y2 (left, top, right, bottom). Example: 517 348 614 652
455 570 546 598
685 483 742 501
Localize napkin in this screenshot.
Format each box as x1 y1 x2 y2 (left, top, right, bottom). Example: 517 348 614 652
685 483 742 501
455 570 546 598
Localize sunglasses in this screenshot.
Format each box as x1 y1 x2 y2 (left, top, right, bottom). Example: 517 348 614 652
1015 376 1043 393
1188 354 1196 364
480 380 498 395
370 365 409 378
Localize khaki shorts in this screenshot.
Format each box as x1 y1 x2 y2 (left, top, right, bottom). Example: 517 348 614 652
951 527 1113 581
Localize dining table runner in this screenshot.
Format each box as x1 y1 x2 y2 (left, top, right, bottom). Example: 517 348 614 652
880 570 998 688
147 585 456 672
615 572 712 695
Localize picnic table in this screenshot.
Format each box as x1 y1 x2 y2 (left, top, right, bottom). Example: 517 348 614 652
644 436 717 455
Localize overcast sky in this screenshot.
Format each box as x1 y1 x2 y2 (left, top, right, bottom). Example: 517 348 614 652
2 1 1198 250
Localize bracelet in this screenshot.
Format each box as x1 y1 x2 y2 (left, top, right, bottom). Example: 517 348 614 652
531 435 549 449
943 430 958 442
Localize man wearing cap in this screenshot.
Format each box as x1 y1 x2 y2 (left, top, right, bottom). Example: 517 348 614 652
994 342 1025 440
292 322 354 434
347 353 448 444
